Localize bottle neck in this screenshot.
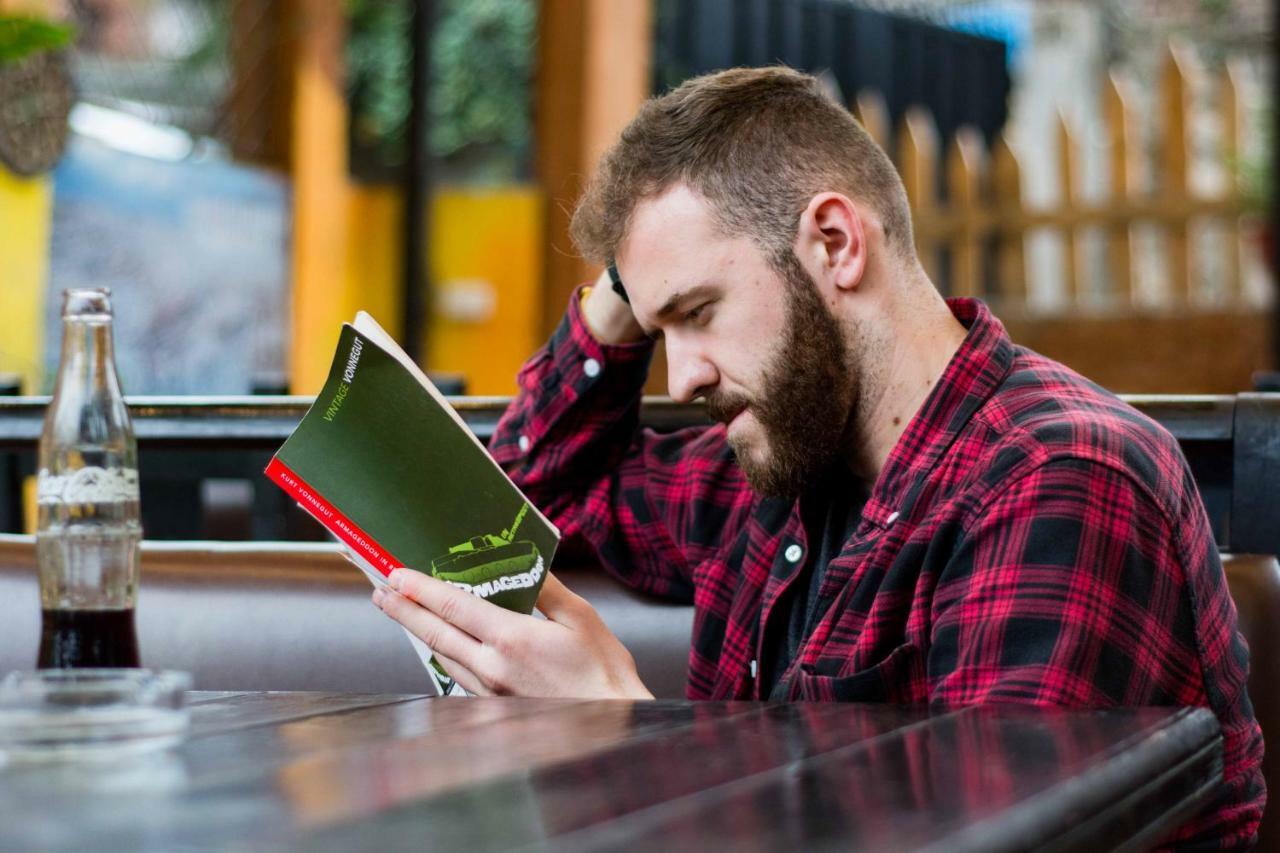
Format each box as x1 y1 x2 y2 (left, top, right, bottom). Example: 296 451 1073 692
53 317 121 400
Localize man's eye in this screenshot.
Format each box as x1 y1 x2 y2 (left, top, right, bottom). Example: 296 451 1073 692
686 304 712 325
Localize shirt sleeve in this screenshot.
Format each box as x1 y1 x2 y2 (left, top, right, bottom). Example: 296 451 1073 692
928 456 1264 848
929 456 1205 708
488 286 754 602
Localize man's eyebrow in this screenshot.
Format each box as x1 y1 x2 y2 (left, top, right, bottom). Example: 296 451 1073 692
652 283 719 325
634 282 719 338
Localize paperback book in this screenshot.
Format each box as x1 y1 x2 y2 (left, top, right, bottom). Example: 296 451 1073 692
265 312 559 695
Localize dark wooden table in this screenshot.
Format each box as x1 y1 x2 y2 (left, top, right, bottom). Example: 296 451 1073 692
0 693 1222 851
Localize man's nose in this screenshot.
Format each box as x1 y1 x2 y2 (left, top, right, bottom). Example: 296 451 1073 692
665 337 718 404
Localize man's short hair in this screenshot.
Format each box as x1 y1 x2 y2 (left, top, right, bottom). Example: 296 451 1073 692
570 66 914 269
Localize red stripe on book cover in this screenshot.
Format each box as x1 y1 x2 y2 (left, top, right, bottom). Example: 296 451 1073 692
264 457 404 576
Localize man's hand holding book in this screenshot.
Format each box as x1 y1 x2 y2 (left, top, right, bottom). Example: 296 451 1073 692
373 568 653 700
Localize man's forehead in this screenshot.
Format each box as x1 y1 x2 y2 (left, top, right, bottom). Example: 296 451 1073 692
614 185 747 310
617 186 718 265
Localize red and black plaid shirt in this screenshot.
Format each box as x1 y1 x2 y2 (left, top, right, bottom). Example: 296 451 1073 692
491 290 1264 848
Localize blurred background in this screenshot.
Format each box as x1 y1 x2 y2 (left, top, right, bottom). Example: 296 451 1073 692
0 0 1273 400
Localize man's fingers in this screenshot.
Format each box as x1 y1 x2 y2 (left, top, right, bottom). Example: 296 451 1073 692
536 572 593 627
374 586 485 673
390 569 516 642
433 651 491 696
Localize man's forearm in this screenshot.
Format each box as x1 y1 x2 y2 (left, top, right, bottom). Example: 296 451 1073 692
488 275 705 602
488 271 655 529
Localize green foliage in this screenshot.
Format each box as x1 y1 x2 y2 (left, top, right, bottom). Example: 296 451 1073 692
1198 0 1231 18
428 0 534 164
346 0 535 183
1238 107 1274 216
347 0 413 170
0 15 74 66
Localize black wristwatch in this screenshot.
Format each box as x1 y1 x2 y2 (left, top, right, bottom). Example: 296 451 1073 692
607 263 630 304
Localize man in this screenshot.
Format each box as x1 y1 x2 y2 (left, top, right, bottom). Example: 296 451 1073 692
372 67 1263 845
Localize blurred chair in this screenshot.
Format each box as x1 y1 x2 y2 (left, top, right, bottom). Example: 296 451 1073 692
427 372 466 396
1222 553 1280 849
1252 372 1280 393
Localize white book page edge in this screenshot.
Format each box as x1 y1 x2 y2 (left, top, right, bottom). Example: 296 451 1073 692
338 545 475 697
349 311 560 539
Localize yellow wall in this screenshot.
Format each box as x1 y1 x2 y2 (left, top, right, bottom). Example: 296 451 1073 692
344 185 403 341
288 0 355 396
427 188 543 395
284 0 542 397
0 168 52 393
291 182 543 398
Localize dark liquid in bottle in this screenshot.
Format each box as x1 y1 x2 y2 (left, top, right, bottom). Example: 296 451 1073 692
38 608 141 668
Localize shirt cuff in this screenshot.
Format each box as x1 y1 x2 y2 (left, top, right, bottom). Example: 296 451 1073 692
563 282 654 371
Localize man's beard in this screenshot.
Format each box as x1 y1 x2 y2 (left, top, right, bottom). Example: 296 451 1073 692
704 252 858 498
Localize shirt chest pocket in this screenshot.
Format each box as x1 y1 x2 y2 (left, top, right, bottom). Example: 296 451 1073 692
791 643 924 703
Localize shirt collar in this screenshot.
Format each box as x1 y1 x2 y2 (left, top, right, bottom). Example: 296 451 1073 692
860 298 1015 527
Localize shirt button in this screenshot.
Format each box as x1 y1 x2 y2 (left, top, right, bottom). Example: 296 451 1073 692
583 358 602 378
784 543 803 563
517 435 531 453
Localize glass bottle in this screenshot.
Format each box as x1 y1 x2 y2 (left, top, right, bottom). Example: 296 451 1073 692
36 288 142 668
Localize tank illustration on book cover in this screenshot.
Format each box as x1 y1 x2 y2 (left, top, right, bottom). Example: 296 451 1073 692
428 503 545 611
426 504 545 692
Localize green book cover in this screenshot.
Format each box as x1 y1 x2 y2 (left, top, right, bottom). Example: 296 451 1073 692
265 313 558 693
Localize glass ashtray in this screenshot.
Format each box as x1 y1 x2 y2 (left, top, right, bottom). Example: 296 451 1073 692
0 669 192 765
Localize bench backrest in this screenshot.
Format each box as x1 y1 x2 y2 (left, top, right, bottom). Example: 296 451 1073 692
0 534 694 698
1222 553 1280 848
2 394 1280 554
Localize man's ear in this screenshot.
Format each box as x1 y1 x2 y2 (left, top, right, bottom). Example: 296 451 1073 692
795 193 868 294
